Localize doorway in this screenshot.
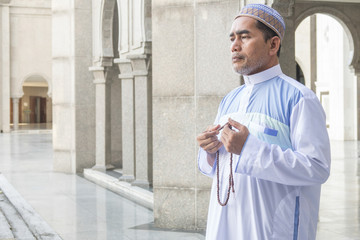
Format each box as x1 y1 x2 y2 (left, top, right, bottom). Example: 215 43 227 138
29 96 47 123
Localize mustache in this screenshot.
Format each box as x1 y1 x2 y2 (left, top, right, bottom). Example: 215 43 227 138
232 53 245 60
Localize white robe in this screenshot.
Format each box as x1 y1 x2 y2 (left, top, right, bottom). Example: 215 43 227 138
198 65 331 240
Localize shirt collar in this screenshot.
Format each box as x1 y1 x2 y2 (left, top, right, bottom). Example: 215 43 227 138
243 64 282 86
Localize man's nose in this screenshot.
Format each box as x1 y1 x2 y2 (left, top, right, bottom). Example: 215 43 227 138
231 40 241 52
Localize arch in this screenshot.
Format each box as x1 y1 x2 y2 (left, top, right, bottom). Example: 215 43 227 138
99 0 117 66
295 6 359 72
20 73 52 98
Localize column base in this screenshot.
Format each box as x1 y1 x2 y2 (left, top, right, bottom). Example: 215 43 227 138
92 164 115 172
119 175 135 182
131 179 150 188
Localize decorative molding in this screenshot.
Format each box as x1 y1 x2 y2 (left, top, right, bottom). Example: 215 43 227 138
89 66 107 84
127 54 151 77
114 57 133 77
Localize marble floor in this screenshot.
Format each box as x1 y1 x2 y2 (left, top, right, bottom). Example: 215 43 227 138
0 133 359 239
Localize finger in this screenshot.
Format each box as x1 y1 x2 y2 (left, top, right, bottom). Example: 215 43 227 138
207 124 221 132
197 131 218 141
221 124 233 136
203 138 221 150
207 141 223 153
228 118 243 130
220 133 228 145
199 135 219 148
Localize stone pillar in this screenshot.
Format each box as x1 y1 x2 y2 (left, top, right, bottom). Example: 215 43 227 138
52 0 95 173
90 66 114 172
356 72 360 140
153 0 239 230
114 58 135 182
310 15 317 93
272 0 296 79
110 67 122 168
128 54 152 187
1 4 10 133
12 98 20 130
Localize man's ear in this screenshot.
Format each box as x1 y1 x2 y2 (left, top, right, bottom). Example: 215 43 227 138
269 36 281 56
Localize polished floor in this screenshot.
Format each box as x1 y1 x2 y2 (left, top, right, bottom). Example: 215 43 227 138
0 133 359 239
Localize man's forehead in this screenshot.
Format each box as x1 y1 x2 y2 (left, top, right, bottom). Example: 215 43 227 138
230 17 256 34
234 3 285 41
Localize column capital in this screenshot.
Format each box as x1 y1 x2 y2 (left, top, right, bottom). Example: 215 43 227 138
127 54 151 76
89 66 106 84
114 58 133 76
11 95 22 100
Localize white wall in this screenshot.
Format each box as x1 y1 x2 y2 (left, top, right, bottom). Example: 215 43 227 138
316 14 356 140
10 1 52 97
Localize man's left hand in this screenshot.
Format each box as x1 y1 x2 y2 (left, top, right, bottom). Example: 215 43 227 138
221 118 249 155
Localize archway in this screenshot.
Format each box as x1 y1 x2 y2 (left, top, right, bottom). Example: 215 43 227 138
20 75 52 130
295 13 357 140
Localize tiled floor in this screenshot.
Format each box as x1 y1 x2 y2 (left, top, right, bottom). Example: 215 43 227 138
316 140 360 239
0 133 359 239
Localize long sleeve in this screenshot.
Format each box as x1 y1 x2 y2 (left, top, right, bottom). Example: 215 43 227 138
197 90 238 178
197 102 223 178
235 96 331 186
198 148 217 177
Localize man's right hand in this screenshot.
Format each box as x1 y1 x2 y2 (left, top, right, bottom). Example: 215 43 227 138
196 125 223 154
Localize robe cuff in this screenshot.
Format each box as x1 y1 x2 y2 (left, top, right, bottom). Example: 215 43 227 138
198 148 216 177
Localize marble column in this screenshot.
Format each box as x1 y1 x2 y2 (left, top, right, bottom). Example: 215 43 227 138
310 15 317 93
129 54 152 187
52 0 95 173
273 0 296 79
114 58 135 182
90 66 114 172
1 4 10 133
110 68 122 168
12 98 20 130
356 72 360 140
153 0 239 230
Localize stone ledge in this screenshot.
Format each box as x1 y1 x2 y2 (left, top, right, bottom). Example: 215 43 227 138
0 174 62 240
83 169 154 210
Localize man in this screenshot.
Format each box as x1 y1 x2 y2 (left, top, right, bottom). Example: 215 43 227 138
197 4 331 240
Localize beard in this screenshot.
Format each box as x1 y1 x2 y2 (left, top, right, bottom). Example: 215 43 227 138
232 53 266 76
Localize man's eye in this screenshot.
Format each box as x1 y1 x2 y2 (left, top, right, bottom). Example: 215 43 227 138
241 36 249 39
230 38 235 42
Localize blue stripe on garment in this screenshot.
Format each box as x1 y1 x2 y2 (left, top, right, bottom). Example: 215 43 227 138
248 77 303 127
293 196 300 240
263 127 278 136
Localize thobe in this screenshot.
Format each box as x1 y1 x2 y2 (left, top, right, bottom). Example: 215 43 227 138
198 64 331 240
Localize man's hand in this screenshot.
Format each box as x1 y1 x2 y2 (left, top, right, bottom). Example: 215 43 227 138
196 125 223 154
221 118 249 155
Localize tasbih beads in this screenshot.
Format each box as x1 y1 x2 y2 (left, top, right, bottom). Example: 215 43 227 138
216 147 235 206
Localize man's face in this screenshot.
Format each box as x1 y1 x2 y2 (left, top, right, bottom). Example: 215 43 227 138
230 17 271 75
